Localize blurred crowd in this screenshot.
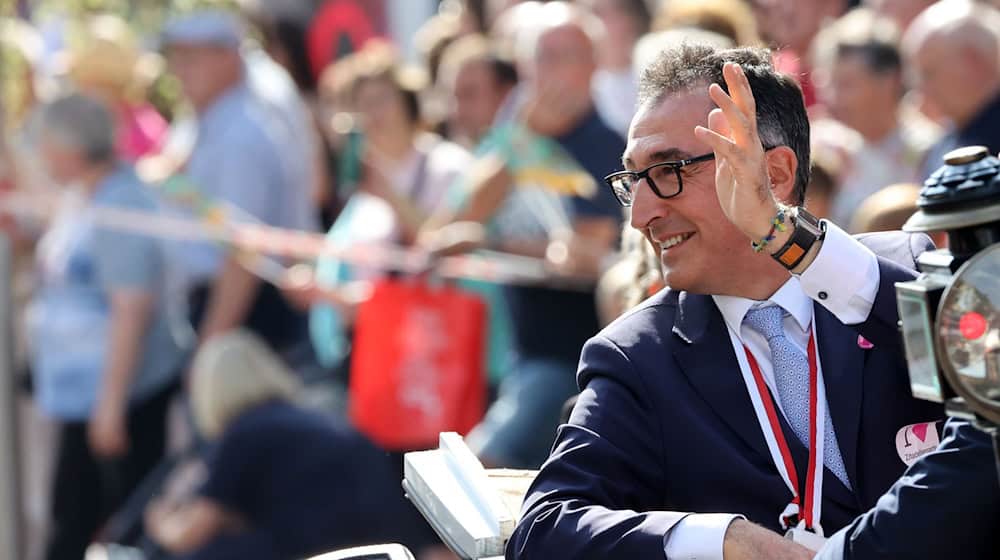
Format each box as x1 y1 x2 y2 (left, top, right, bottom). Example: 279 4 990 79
2 0 1000 559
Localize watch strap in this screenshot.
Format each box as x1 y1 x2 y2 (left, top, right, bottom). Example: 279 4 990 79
771 207 825 270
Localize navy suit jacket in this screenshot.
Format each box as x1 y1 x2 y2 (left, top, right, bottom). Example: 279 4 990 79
507 232 945 559
817 419 1000 560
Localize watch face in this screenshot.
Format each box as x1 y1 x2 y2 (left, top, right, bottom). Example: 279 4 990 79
936 244 1000 416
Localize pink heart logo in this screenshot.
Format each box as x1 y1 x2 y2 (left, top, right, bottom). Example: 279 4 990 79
858 335 874 349
911 423 929 443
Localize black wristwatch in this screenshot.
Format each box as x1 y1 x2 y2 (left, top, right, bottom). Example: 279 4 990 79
770 207 825 270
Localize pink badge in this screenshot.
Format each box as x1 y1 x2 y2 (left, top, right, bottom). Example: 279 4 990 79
857 335 874 349
895 422 941 466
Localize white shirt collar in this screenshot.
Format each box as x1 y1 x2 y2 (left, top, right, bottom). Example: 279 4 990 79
712 277 814 338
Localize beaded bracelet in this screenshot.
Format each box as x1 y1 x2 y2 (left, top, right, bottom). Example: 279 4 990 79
751 208 789 253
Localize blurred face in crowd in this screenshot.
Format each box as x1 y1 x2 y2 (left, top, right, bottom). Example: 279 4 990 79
38 134 87 186
589 0 637 40
910 37 985 127
355 76 414 142
533 24 596 99
586 0 643 65
451 60 509 142
165 43 243 113
626 90 761 295
752 0 844 53
865 0 935 31
820 53 901 139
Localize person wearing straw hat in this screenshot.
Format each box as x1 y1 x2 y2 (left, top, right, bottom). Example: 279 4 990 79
64 14 168 162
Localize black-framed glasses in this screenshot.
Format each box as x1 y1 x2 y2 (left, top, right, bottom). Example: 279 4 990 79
603 152 716 207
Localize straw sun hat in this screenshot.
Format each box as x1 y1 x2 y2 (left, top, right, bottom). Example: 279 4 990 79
61 14 163 98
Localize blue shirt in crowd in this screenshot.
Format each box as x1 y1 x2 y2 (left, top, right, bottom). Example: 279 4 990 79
28 164 188 420
503 109 626 363
174 78 317 285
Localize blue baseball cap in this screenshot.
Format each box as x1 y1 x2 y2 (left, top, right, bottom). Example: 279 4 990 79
161 9 244 48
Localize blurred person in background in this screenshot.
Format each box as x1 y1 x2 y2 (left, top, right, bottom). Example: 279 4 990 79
413 10 466 136
64 14 168 162
849 181 948 248
864 0 936 31
145 330 437 560
652 0 761 47
437 33 518 148
633 27 737 79
414 10 465 88
238 0 318 96
28 93 186 560
580 0 652 137
320 44 469 247
752 0 850 107
282 44 471 371
804 150 840 220
595 225 662 327
236 2 329 237
812 8 939 227
160 9 316 354
903 0 1000 177
421 2 625 469
849 182 922 233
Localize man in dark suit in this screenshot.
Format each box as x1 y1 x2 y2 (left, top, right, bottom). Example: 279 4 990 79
816 419 1000 559
506 43 944 559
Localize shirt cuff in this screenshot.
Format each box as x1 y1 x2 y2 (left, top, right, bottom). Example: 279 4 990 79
797 221 879 325
662 513 744 560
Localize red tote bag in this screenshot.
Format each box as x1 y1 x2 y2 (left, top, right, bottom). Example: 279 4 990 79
349 278 487 450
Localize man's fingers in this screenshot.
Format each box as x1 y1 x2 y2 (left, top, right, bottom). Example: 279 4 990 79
723 62 758 123
707 107 733 139
708 82 755 146
694 123 736 157
722 62 757 137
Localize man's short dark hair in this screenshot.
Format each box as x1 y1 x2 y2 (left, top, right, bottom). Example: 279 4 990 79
638 43 811 205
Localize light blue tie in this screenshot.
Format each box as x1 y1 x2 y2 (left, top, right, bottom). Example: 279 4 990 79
744 305 851 489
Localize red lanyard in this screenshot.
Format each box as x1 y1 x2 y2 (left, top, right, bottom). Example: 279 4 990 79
742 331 822 532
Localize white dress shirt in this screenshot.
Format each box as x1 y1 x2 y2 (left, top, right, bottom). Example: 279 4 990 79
662 222 881 559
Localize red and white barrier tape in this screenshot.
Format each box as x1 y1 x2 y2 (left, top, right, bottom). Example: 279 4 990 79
0 191 582 288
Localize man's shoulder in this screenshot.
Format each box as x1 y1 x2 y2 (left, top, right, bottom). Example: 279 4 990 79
95 165 158 210
591 288 680 350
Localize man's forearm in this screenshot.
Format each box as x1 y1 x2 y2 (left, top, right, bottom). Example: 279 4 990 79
198 256 261 344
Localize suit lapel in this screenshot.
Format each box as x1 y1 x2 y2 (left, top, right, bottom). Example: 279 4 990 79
670 291 774 466
671 291 864 515
813 304 865 510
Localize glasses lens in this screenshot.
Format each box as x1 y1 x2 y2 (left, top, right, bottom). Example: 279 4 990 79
609 175 635 206
649 165 681 198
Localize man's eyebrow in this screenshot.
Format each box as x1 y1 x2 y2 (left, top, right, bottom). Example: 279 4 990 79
622 148 694 169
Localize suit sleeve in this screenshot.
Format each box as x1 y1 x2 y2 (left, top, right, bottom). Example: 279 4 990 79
799 225 935 348
853 232 935 348
505 335 689 559
815 420 1000 560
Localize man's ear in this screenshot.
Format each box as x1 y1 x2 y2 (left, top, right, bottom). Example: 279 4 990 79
765 146 799 205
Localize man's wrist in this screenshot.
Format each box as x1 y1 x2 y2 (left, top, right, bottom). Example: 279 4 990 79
745 203 793 253
769 207 826 270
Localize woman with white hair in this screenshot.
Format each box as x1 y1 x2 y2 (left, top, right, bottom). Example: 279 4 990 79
28 92 186 560
144 330 434 560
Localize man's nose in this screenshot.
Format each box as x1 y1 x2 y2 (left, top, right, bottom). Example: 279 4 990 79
629 177 667 230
